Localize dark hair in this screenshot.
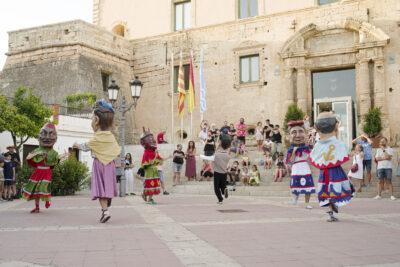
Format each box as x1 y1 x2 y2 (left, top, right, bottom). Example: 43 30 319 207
94 108 114 131
4 152 11 157
125 153 132 163
188 141 196 150
252 164 258 170
220 134 232 150
275 125 280 128
315 117 337 134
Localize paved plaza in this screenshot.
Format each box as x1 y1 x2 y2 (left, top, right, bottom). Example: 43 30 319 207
0 193 400 267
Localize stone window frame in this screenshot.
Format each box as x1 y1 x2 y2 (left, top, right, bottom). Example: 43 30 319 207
239 54 260 84
237 0 259 19
233 44 266 90
172 0 194 32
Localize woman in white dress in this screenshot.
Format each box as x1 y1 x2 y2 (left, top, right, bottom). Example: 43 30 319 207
255 122 264 151
125 153 135 195
348 144 364 195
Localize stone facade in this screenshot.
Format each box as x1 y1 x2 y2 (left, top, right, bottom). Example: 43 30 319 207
1 0 400 144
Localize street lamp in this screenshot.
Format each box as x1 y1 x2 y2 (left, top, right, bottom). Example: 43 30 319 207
107 77 143 197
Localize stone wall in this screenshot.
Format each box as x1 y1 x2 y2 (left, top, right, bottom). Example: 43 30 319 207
131 0 400 142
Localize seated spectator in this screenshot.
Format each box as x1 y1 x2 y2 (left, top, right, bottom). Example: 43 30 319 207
200 160 213 181
227 161 240 185
274 152 287 182
157 131 168 144
262 138 273 154
264 151 273 170
249 165 260 186
241 164 250 186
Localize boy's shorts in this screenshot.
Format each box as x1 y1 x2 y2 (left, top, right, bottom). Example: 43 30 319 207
173 163 183 173
363 160 372 172
158 170 165 182
4 180 13 186
377 168 392 180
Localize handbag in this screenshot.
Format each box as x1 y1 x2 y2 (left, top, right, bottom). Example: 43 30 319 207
350 163 358 173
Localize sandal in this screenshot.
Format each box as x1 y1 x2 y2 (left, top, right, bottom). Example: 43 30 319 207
30 207 40 213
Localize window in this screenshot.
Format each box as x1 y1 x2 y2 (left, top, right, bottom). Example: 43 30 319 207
239 0 258 19
240 55 259 83
175 1 191 31
318 0 338 5
101 72 110 92
173 64 190 92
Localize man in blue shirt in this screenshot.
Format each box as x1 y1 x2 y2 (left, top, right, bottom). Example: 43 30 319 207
352 134 373 186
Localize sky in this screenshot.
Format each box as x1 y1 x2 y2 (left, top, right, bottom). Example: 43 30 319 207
0 0 93 70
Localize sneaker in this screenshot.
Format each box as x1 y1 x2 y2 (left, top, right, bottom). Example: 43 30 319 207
163 191 170 195
100 210 111 223
305 205 313 210
373 195 382 200
224 188 228 199
390 196 397 201
217 201 223 205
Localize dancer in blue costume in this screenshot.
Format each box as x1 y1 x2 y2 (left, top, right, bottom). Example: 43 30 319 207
286 120 315 209
310 112 352 222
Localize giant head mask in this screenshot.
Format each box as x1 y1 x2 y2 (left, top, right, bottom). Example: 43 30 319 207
39 123 57 148
140 128 156 150
314 111 339 140
288 120 306 145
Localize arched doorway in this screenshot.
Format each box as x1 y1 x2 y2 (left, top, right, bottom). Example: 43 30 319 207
280 18 390 147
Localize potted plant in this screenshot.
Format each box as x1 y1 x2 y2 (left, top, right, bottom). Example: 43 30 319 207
363 107 383 148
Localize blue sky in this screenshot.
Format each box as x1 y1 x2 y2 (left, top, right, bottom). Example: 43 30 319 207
0 0 92 69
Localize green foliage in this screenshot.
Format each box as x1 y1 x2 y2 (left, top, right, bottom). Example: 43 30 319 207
65 92 97 110
363 107 382 137
284 104 305 131
17 157 89 197
0 87 52 151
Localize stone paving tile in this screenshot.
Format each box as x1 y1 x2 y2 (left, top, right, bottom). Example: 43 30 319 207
340 199 400 215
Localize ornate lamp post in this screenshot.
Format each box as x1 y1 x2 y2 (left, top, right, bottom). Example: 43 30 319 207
107 77 143 197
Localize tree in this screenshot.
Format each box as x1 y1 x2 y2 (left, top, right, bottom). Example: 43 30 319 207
0 87 52 153
284 104 305 131
363 107 382 137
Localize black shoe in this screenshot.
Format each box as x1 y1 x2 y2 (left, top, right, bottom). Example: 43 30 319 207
107 199 112 207
331 203 338 213
130 193 136 196
224 188 228 199
163 191 170 195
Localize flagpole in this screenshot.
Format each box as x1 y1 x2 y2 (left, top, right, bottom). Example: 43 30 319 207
190 50 194 141
170 52 174 144
180 50 183 143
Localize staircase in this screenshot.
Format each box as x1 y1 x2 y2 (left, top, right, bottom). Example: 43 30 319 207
171 143 400 198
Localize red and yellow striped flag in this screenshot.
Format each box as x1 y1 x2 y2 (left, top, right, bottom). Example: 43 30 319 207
188 52 195 113
177 60 186 117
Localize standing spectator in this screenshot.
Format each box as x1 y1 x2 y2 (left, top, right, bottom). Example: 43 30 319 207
236 118 247 145
6 146 20 199
125 153 135 196
172 144 185 186
198 125 208 144
220 121 230 135
348 144 364 196
228 123 237 138
263 119 274 140
352 134 373 186
115 156 124 195
213 135 231 204
374 137 396 200
303 115 311 130
185 141 197 181
3 153 16 201
156 150 169 195
230 135 240 156
255 122 264 151
270 125 282 159
0 155 4 201
157 131 168 144
204 131 216 156
210 124 219 141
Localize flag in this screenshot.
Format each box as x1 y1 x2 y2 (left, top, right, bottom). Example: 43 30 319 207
188 51 195 113
199 48 206 114
177 53 186 117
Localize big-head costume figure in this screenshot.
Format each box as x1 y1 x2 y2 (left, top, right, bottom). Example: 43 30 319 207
286 120 315 208
140 128 161 203
310 112 352 222
23 122 59 213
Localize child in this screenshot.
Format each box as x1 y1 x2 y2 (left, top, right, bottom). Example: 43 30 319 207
213 134 232 204
310 112 353 222
200 160 213 181
374 137 396 200
286 120 315 209
241 163 250 185
3 153 15 201
227 161 240 185
140 128 161 204
249 165 261 186
264 151 273 169
262 138 273 154
172 144 185 186
74 100 120 223
348 144 364 196
274 152 287 182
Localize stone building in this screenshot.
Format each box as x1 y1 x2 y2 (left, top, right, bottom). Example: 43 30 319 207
1 0 400 147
